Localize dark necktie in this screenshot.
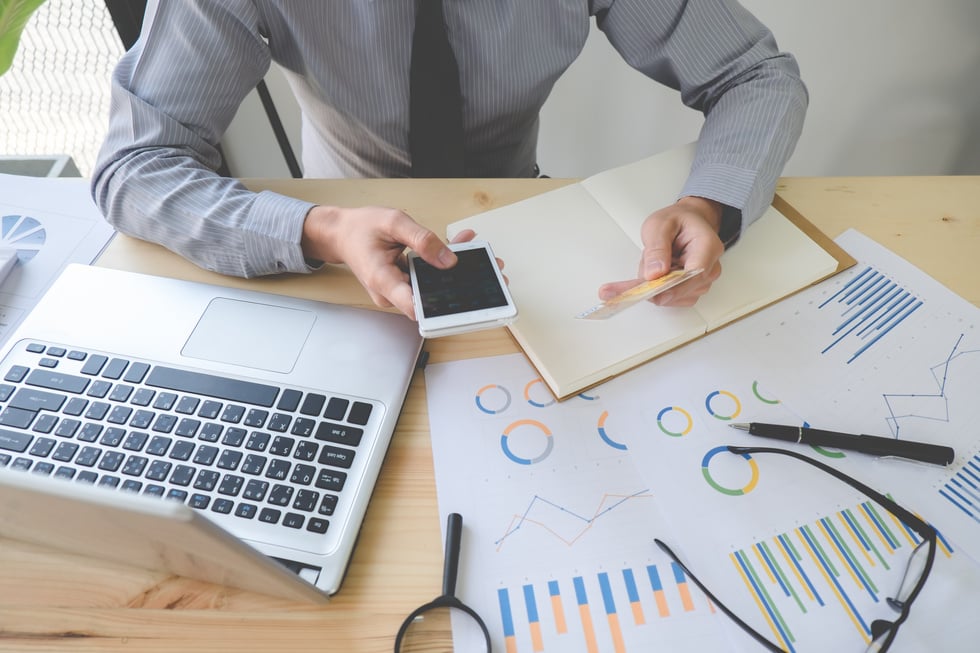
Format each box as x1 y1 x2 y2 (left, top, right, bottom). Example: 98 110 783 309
409 0 465 177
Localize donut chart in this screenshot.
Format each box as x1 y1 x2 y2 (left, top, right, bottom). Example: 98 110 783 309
1 214 46 262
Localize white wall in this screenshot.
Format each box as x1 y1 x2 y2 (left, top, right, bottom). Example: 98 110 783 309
223 0 980 179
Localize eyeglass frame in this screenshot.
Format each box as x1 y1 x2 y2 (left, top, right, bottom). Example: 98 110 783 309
655 445 937 653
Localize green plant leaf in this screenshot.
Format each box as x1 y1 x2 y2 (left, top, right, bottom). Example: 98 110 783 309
0 0 48 76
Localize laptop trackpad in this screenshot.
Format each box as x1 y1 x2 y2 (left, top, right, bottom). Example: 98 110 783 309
182 298 316 374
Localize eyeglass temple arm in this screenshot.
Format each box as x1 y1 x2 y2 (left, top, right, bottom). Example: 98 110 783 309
443 512 463 596
727 446 936 540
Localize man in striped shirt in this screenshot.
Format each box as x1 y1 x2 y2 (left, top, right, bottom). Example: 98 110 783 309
93 1 806 319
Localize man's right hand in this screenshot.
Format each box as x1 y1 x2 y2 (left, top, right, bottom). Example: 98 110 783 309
301 205 472 319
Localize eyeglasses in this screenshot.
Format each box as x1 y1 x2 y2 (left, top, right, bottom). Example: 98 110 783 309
395 512 491 653
655 445 937 653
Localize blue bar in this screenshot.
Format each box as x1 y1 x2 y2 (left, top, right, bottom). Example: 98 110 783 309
598 572 616 616
523 584 540 623
622 568 640 604
646 564 663 592
498 588 516 638
670 561 686 585
573 576 588 606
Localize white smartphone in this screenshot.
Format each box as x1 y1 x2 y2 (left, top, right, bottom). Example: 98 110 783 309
408 240 517 338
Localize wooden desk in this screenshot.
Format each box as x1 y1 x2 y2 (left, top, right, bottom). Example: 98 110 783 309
1 176 977 652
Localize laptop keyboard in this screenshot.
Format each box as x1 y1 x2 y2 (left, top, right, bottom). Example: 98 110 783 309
0 339 380 553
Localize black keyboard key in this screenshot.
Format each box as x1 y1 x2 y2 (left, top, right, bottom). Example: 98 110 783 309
143 484 165 497
243 479 269 501
175 396 200 415
314 422 364 447
317 494 338 516
218 474 244 496
235 503 257 519
194 469 220 491
283 513 304 529
193 445 219 466
12 457 32 470
99 475 121 488
80 355 108 376
315 470 347 492
26 369 89 394
146 460 172 481
258 507 281 524
84 402 110 420
77 470 98 483
323 397 349 421
152 414 178 433
123 431 149 451
54 419 80 438
77 423 103 442
244 409 268 427
87 380 112 399
198 400 222 419
38 358 59 369
300 393 325 416
0 453 10 466
67 350 86 361
109 384 134 402
146 435 171 456
189 494 210 509
75 446 101 467
292 489 319 512
26 343 46 354
169 440 195 461
46 347 66 358
290 417 315 437
348 401 373 425
102 358 129 380
277 389 302 412
221 427 246 447
99 451 125 471
63 397 88 416
147 366 279 407
294 440 318 461
217 450 242 470
265 458 290 481
131 388 155 406
175 418 202 438
29 437 56 457
107 405 133 424
121 455 148 476
0 428 32 453
152 392 177 410
198 422 222 442
10 387 67 413
268 413 291 432
211 499 234 514
52 442 78 462
318 445 355 469
241 454 267 476
170 464 196 486
307 518 330 534
130 409 155 429
167 489 188 502
100 427 125 447
4 366 29 383
120 479 142 492
269 436 294 457
221 404 245 423
32 414 58 434
123 362 150 384
54 466 76 479
245 432 270 451
0 406 36 429
290 464 316 486
268 484 293 506
0 384 16 401
33 462 55 475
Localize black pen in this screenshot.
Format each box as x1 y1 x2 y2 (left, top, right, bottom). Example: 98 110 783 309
729 422 955 466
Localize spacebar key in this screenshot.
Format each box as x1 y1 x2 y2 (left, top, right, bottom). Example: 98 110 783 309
146 366 279 407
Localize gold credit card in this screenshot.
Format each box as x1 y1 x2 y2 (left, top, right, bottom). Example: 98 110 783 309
575 268 703 320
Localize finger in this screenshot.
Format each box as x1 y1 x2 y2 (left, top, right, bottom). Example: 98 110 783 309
640 219 677 280
450 228 476 244
387 213 458 269
598 279 643 301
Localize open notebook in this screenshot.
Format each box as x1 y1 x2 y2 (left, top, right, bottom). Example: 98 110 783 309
0 264 423 600
448 143 854 399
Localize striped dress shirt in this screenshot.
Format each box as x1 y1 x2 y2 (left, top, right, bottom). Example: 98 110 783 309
92 0 807 278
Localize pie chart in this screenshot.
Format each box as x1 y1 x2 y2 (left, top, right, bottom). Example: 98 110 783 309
1 214 46 262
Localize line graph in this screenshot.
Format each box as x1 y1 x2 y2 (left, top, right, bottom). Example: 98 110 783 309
495 489 652 550
882 333 979 437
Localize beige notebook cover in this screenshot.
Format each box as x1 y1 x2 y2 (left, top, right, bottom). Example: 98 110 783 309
448 143 854 400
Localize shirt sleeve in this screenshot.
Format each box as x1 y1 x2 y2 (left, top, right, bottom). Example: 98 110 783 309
90 0 316 278
593 0 808 230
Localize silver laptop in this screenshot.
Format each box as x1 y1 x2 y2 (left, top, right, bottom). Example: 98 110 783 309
0 263 423 600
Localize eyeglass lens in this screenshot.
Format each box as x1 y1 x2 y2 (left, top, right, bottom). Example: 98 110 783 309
394 512 491 653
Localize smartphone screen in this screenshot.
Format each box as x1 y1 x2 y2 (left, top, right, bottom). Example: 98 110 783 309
413 247 509 318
